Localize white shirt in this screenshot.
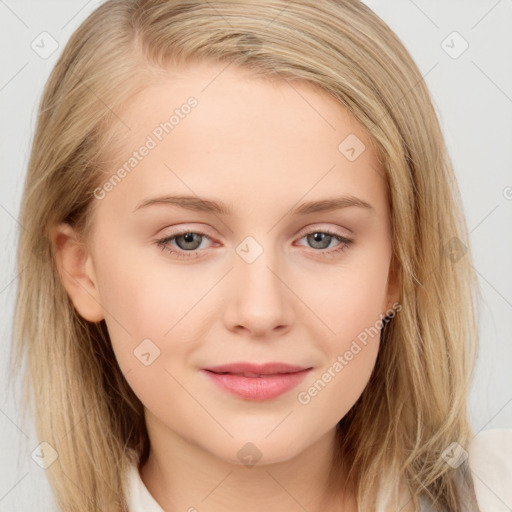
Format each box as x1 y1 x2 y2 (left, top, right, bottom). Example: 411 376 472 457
126 428 512 512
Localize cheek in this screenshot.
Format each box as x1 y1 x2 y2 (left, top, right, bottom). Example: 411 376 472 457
296 320 381 424
294 246 389 414
94 242 213 337
297 250 391 340
96 263 200 416
93 250 214 398
298 343 380 429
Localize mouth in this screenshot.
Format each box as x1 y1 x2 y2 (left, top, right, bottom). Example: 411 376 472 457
210 371 287 377
202 362 312 400
204 361 311 375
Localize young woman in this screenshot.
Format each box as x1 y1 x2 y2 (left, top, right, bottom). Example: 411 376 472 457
10 1 512 511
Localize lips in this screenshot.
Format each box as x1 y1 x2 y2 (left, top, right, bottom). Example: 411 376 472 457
202 362 312 400
204 362 310 375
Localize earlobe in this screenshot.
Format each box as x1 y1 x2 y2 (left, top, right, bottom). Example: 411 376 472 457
50 223 105 323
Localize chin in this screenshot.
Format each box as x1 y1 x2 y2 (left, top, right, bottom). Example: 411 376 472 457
214 435 306 468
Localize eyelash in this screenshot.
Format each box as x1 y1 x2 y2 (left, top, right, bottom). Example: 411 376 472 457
155 228 353 260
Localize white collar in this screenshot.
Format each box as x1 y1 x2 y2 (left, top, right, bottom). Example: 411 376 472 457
126 463 165 512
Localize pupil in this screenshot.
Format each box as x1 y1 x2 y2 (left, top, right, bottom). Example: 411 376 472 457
309 232 331 249
177 232 201 250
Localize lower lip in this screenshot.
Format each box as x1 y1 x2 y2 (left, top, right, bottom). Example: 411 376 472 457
202 369 311 400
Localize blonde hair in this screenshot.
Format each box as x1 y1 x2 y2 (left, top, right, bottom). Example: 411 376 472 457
10 1 482 510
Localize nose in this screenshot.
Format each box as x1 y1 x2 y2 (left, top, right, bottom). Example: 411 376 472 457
223 250 293 338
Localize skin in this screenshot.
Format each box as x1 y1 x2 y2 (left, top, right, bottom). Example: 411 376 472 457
51 60 400 512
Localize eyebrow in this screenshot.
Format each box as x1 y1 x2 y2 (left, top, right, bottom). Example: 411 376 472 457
133 194 375 216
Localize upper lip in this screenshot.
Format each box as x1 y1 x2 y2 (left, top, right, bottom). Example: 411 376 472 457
204 362 312 375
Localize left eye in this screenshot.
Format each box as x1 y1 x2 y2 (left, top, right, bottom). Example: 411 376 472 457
297 231 345 250
156 229 353 259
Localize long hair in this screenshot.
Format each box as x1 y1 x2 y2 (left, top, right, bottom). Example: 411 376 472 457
10 1 482 510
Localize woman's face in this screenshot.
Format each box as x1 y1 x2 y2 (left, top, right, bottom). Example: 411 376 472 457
58 60 398 465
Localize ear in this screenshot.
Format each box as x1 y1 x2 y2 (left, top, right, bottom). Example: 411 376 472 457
50 223 105 323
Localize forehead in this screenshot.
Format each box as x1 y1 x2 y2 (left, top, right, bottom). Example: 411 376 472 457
96 60 387 219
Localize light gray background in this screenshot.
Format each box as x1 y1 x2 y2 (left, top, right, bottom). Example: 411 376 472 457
1 1 511 509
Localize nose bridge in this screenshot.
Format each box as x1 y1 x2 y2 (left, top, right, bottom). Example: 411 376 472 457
225 234 293 335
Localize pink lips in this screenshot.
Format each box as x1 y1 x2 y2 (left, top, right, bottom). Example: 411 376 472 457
202 362 312 401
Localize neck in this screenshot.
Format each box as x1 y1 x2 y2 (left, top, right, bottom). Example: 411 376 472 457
139 413 356 512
